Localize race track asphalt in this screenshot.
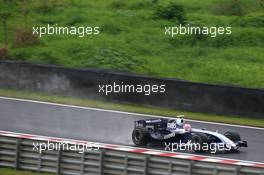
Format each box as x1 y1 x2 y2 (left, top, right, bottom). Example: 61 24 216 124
0 97 263 162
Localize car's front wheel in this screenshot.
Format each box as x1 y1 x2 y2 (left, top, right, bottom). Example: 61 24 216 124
224 131 241 142
191 133 208 152
132 127 150 146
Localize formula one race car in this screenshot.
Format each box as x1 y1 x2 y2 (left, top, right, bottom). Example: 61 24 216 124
132 117 247 153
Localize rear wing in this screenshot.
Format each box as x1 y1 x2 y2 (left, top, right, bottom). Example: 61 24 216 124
134 120 146 128
134 118 168 128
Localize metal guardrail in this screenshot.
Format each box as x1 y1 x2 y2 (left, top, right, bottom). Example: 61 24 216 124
0 135 263 175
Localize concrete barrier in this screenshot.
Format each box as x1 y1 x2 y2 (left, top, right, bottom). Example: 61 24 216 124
0 60 264 118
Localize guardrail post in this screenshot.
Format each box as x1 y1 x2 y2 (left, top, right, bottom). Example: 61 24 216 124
56 148 62 175
143 155 149 175
124 155 128 175
234 165 241 175
213 165 218 175
15 138 21 170
38 150 42 172
168 160 172 174
99 149 104 175
188 160 194 175
80 151 86 175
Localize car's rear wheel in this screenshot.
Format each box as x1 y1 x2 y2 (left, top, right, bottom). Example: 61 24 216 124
132 127 149 146
191 133 208 152
224 131 241 142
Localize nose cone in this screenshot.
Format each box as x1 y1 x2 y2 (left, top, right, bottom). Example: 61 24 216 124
226 141 237 150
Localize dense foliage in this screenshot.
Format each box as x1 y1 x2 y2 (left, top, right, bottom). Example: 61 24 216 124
0 0 264 88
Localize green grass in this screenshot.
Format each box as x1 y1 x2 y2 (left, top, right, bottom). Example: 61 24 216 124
0 168 53 175
1 0 264 88
0 88 263 128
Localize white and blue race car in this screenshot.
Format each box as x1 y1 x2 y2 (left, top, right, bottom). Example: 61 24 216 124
132 118 247 153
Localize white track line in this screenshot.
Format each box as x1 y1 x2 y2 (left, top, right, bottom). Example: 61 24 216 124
0 96 263 130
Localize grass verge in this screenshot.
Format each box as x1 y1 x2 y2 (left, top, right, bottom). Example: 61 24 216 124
1 0 264 88
0 88 263 128
0 168 53 175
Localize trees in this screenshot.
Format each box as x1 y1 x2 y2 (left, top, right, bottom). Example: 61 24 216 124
260 0 264 9
0 0 13 59
0 1 12 48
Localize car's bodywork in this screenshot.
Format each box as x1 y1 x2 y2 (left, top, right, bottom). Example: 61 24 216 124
132 118 247 153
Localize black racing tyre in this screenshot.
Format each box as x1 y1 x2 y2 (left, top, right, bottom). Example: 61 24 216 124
224 131 241 142
191 133 208 152
132 127 150 146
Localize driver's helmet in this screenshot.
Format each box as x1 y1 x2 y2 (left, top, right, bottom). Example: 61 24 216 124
183 124 192 131
176 115 185 126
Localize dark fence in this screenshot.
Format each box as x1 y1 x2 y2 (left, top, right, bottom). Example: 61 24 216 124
0 60 263 118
